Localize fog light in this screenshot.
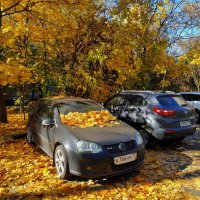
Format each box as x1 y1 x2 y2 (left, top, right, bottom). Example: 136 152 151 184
86 166 92 170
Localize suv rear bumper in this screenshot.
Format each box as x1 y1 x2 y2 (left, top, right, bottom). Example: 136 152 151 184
163 125 196 139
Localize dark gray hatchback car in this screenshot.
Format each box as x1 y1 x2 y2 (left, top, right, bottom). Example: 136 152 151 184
26 97 145 179
104 91 196 147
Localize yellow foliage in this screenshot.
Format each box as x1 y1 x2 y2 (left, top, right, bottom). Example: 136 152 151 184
0 62 33 86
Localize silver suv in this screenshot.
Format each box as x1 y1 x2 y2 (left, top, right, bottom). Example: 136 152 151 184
104 90 196 148
179 92 200 123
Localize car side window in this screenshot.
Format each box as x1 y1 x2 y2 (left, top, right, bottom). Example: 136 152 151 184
106 96 125 108
182 94 200 101
28 101 37 115
193 95 200 101
125 96 146 106
47 106 54 120
35 102 53 119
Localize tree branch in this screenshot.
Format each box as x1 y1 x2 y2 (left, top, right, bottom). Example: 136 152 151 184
2 1 21 13
2 9 28 16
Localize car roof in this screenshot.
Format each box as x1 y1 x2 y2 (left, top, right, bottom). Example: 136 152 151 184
39 96 96 105
119 90 177 96
178 92 200 95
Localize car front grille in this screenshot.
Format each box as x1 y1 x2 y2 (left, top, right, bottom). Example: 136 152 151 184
104 140 136 154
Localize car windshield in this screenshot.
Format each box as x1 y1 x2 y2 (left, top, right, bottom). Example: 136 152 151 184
56 100 119 128
156 96 188 107
56 101 105 115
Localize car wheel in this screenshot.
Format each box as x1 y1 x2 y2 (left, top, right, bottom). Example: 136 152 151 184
54 145 71 179
174 137 186 142
139 129 149 146
26 128 34 145
195 109 200 123
146 134 157 150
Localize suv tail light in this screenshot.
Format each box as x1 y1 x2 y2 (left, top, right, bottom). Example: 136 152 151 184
152 108 176 116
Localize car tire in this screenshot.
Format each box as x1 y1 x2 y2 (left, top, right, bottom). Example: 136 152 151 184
26 127 34 145
139 129 149 146
139 129 157 149
195 109 200 124
174 137 186 142
146 134 157 150
54 145 71 179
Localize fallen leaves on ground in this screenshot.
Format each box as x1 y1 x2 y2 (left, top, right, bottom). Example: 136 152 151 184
0 113 28 136
0 113 199 199
60 110 119 128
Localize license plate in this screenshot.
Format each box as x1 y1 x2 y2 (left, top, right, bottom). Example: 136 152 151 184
114 153 137 165
180 120 191 127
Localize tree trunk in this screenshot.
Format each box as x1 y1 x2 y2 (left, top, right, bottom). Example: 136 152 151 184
0 5 7 123
0 85 8 123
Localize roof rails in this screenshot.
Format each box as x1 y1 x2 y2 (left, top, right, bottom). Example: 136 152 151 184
120 90 176 94
157 90 176 94
120 90 155 94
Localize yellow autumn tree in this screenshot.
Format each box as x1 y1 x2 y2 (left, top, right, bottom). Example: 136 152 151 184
178 41 200 91
0 0 199 122
0 0 45 122
107 1 176 90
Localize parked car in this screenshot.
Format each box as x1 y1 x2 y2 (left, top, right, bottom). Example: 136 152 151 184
26 97 145 179
104 90 196 148
179 92 200 123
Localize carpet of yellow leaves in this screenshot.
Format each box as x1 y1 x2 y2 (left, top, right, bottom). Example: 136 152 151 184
0 113 28 136
0 113 199 200
60 110 119 128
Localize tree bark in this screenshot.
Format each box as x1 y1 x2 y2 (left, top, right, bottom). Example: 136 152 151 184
0 85 8 123
0 5 7 123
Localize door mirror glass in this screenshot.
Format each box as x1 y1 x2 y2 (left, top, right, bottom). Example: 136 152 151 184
100 102 104 106
42 119 54 126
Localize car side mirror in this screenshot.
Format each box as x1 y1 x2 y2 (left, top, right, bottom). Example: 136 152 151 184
42 119 54 126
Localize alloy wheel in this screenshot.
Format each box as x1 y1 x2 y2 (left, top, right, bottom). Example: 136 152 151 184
55 149 65 176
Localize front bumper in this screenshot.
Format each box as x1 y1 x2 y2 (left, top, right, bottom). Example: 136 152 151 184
67 145 145 179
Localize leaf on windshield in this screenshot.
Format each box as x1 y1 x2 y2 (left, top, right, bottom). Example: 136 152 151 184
60 110 120 128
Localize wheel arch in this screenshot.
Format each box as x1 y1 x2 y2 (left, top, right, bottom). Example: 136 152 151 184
53 142 71 179
53 140 72 164
194 108 200 123
194 108 200 113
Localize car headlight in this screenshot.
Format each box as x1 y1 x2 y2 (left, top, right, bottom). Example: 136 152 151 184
77 140 102 153
135 131 143 145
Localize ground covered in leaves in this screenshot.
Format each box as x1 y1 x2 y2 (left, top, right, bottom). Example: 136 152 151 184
0 114 199 200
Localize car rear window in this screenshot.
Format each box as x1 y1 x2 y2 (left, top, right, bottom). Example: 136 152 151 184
156 96 188 107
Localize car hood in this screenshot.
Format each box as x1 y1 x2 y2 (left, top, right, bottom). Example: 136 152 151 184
62 121 136 145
